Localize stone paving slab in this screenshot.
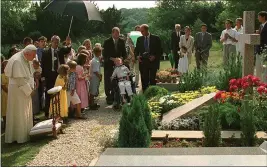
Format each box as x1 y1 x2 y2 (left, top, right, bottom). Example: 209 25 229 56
95 155 267 166
101 147 266 155
95 143 267 166
162 92 216 123
152 130 267 139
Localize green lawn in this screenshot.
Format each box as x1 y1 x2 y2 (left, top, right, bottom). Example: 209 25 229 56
1 135 52 167
160 50 223 72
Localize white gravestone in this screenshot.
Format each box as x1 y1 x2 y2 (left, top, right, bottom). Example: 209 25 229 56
239 11 260 77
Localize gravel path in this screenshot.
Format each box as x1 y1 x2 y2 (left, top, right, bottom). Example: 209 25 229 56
26 98 121 167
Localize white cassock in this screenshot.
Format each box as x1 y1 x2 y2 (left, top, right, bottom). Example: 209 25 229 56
4 51 34 143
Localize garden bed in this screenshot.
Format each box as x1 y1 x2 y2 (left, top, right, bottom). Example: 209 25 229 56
150 138 265 148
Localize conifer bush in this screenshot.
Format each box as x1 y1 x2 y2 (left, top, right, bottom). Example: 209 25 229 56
203 104 222 147
143 86 168 99
240 97 257 146
118 95 151 147
138 95 153 135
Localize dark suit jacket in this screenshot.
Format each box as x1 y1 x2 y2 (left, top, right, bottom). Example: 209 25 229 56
260 23 267 51
134 34 162 69
194 32 212 54
102 37 127 67
41 46 71 78
171 31 184 52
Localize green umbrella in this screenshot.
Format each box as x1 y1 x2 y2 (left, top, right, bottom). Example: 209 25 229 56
129 31 142 47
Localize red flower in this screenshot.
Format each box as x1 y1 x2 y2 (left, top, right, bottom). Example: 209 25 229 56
236 79 242 87
229 79 237 86
242 82 250 89
229 85 238 91
252 77 260 86
257 86 266 95
247 75 253 80
214 91 222 100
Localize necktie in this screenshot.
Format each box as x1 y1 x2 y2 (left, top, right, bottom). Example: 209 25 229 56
144 36 149 51
114 39 118 51
54 49 58 71
202 33 205 42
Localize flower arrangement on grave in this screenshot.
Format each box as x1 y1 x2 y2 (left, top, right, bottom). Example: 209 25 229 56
156 70 172 83
213 75 267 140
214 75 267 103
165 68 179 75
170 74 179 83
148 86 217 120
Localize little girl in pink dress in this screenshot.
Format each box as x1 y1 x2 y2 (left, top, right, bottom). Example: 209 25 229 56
76 53 89 109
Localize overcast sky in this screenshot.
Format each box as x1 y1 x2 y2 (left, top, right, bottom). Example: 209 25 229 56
94 1 156 10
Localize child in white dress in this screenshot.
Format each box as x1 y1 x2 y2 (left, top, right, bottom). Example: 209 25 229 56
178 46 189 74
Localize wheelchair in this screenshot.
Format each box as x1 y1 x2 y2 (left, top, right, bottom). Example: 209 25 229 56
111 73 137 111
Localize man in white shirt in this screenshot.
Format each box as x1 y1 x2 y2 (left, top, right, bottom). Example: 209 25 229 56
234 18 244 56
220 19 238 65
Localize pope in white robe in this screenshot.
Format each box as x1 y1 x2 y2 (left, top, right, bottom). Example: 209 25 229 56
4 45 37 143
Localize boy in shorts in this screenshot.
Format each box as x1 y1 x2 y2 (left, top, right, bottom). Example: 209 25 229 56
89 46 102 110
67 61 85 119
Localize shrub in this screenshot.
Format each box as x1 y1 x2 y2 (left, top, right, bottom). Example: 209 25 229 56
137 95 153 135
118 96 150 147
178 68 207 93
199 103 240 130
240 97 257 147
215 54 242 91
118 105 131 147
144 86 168 99
203 104 221 147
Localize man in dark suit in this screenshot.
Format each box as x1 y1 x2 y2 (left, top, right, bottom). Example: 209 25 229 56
135 24 162 92
257 11 267 55
194 24 212 69
171 24 184 69
41 35 71 118
103 27 127 105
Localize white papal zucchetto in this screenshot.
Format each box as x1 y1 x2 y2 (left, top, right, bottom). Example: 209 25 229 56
23 44 37 53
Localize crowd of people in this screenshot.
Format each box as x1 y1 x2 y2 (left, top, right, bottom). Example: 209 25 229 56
0 24 151 144
170 11 267 73
1 11 266 144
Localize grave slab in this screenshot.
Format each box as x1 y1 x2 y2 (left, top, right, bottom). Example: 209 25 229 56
162 92 216 123
95 143 267 166
151 130 267 139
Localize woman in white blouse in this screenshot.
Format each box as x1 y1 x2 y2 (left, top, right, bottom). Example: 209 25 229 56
179 26 194 64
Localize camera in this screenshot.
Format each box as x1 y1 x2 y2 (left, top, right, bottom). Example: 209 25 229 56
141 52 150 60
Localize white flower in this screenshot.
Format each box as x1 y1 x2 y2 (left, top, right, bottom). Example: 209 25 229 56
167 100 175 104
159 97 166 104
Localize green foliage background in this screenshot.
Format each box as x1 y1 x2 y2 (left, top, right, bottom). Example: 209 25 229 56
1 0 266 57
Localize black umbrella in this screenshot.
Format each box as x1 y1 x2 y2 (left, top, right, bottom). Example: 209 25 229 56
44 0 103 36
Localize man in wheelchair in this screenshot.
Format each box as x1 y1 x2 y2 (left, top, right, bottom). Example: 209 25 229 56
111 58 136 108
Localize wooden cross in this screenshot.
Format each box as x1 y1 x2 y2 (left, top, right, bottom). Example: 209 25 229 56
239 11 260 77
